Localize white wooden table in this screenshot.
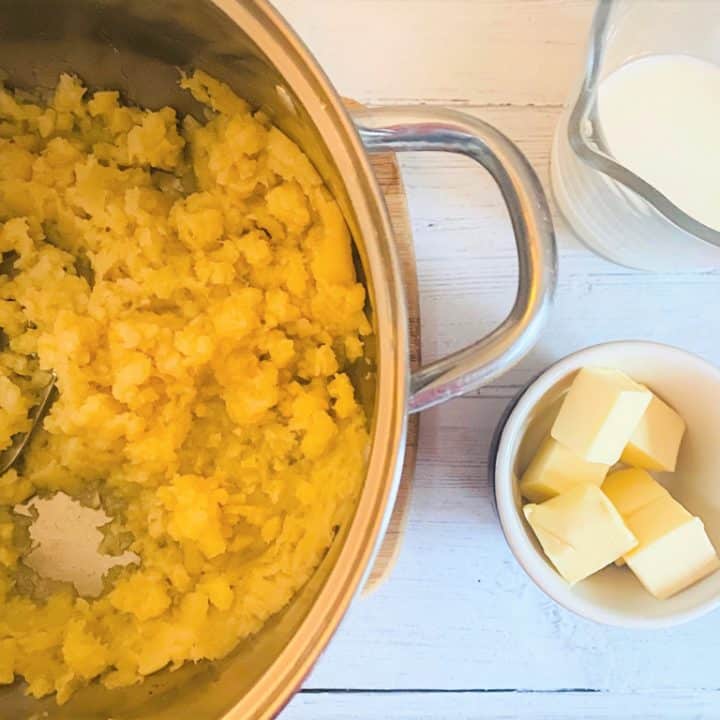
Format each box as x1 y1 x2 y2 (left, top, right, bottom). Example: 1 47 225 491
275 2 720 718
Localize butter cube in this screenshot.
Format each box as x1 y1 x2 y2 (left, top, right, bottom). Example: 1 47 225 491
623 495 720 599
519 436 610 503
602 468 670 518
602 467 671 567
523 484 638 585
621 393 686 472
551 368 652 464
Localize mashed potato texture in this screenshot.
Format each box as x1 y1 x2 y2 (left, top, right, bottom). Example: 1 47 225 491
0 71 370 702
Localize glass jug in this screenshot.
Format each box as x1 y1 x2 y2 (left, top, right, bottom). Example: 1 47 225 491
551 0 720 271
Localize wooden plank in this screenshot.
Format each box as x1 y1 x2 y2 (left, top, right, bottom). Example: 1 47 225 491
267 0 720 710
283 690 719 719
272 0 594 106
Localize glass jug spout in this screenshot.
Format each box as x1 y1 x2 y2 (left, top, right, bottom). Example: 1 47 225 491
551 0 720 271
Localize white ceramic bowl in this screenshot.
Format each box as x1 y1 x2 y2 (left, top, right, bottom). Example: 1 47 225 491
492 341 720 628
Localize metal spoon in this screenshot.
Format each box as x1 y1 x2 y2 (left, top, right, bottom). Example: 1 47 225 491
0 243 84 476
0 371 57 475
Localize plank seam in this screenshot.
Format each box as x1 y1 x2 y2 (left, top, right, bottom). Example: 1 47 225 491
359 100 564 110
300 688 603 694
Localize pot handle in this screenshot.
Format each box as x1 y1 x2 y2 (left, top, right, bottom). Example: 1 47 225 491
351 106 557 414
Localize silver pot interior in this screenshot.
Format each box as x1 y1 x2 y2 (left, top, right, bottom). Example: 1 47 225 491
0 1 380 717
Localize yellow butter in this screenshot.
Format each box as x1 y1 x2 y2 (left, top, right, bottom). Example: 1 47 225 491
602 468 670 518
551 367 652 464
624 493 692 544
523 484 638 585
602 467 670 567
621 393 686 472
623 495 719 599
519 436 609 503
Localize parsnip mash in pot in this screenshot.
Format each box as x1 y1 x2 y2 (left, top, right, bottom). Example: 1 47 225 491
0 71 370 702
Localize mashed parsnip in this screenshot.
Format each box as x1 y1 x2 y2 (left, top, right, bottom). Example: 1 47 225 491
0 71 370 702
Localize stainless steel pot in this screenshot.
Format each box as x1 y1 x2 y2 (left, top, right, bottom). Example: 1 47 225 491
0 1 556 717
